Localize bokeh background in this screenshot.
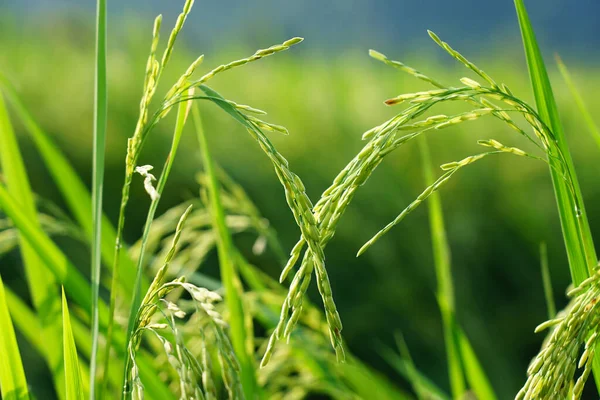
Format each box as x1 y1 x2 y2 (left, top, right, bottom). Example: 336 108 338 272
2 0 600 398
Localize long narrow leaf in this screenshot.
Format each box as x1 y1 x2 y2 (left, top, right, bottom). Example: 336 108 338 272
0 91 64 397
62 289 85 400
420 138 496 400
194 105 257 398
419 138 465 398
4 287 174 399
0 80 139 297
3 288 45 353
5 287 89 396
514 0 596 284
90 0 108 395
514 0 600 391
455 327 495 400
0 275 29 400
0 183 90 308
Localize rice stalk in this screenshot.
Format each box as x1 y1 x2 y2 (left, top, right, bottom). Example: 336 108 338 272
261 30 592 384
124 205 193 396
108 3 305 385
351 31 584 261
109 1 193 365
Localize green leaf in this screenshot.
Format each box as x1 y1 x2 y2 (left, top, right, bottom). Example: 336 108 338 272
4 287 88 396
0 81 139 298
420 137 496 400
90 0 108 395
4 287 174 399
62 289 85 400
0 90 64 398
514 0 596 285
455 327 495 400
3 288 45 354
419 138 465 399
514 0 600 392
0 183 91 309
0 80 169 397
0 275 29 400
555 55 600 152
420 138 496 400
194 104 258 398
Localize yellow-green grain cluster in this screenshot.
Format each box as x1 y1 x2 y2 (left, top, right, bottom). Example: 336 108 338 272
264 30 590 370
125 205 244 399
351 32 578 256
516 269 600 399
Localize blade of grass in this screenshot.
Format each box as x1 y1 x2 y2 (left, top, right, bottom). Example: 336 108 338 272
420 138 496 400
90 0 108 395
419 137 465 399
539 242 556 318
514 0 600 391
0 81 139 297
0 89 201 398
0 185 159 395
62 289 85 400
0 275 29 400
5 289 94 397
0 91 64 398
193 104 257 398
4 287 174 399
555 55 600 152
514 0 596 284
4 287 45 353
455 327 496 400
0 183 91 309
5 288 91 396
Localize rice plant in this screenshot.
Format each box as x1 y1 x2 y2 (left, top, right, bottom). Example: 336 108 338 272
0 0 599 398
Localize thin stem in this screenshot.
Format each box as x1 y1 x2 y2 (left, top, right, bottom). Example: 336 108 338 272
90 0 107 397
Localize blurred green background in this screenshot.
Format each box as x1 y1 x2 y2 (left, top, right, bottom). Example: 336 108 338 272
1 1 600 398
